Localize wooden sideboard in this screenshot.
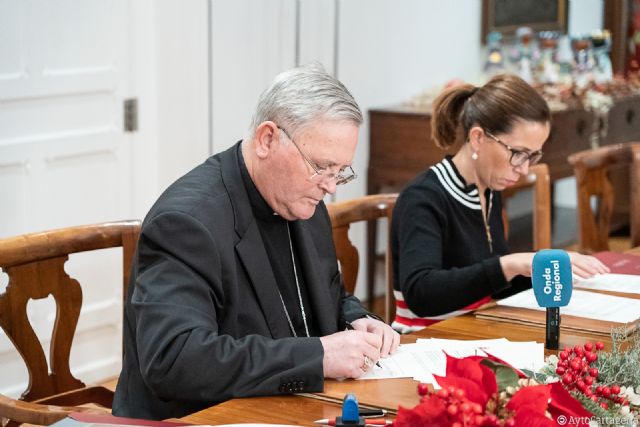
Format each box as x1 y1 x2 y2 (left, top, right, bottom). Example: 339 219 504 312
363 96 640 305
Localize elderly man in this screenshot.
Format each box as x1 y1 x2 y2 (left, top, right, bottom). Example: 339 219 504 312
113 63 399 420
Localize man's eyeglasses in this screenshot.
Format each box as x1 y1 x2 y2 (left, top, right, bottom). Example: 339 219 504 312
277 126 356 186
484 130 543 167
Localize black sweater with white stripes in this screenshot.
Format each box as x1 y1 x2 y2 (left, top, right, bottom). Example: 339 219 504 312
391 156 530 317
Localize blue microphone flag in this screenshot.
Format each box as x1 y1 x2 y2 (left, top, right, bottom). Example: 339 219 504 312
532 249 573 307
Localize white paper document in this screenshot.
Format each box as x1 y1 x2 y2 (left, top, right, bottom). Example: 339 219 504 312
574 273 640 294
496 288 640 324
358 338 544 388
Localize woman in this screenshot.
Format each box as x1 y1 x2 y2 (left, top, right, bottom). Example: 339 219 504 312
391 74 609 333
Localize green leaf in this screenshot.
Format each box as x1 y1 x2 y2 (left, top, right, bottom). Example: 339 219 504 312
520 369 535 377
481 359 519 390
494 366 520 390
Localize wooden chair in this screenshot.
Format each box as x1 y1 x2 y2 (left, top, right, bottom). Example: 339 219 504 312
501 163 552 251
0 220 141 426
327 194 398 323
568 142 640 253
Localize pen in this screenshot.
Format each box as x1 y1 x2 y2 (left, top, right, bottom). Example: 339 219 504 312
314 419 392 426
344 321 383 368
359 408 387 418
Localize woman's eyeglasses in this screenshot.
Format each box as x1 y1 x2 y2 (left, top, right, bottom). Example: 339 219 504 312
484 130 543 167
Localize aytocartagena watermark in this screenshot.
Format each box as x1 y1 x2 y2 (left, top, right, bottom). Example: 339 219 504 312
557 414 638 426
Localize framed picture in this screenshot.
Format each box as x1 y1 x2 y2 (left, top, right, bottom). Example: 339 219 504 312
481 0 569 42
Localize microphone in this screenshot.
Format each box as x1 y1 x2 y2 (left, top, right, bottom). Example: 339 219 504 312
531 249 573 350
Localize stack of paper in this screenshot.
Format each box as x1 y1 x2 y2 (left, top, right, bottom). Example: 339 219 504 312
359 338 544 388
495 288 640 324
475 288 640 335
574 273 640 295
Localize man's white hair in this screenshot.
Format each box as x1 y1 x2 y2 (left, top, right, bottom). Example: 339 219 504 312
249 62 362 139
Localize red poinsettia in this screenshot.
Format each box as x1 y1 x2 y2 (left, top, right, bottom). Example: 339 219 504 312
433 354 498 408
395 354 591 427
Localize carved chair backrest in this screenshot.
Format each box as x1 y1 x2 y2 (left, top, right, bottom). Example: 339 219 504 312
568 142 640 253
0 220 140 403
327 194 398 323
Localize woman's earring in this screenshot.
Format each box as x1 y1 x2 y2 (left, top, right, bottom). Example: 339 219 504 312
471 152 478 160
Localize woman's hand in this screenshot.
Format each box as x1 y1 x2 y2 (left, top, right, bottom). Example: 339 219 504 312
499 252 534 281
567 251 610 279
499 251 610 281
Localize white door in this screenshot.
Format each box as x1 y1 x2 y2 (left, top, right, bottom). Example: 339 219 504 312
0 0 132 396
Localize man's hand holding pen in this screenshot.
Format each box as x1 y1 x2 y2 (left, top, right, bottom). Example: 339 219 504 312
319 317 399 379
320 330 381 378
348 317 400 360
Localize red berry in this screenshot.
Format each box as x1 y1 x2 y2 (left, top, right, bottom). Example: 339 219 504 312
570 359 581 371
460 402 471 414
560 351 569 360
505 419 516 427
584 342 594 352
584 388 593 397
602 387 611 398
576 380 586 392
453 388 466 399
595 342 605 351
574 345 584 355
611 384 620 395
486 414 499 426
471 403 483 414
595 386 603 395
437 389 450 399
417 383 429 396
447 404 459 416
589 368 599 378
600 402 608 409
586 352 597 363
591 395 599 402
562 373 574 385
556 366 566 375
584 376 594 385
474 415 485 426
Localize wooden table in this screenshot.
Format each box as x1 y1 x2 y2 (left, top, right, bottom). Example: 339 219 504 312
313 315 616 412
182 313 619 425
627 246 640 256
183 248 640 425
182 395 344 426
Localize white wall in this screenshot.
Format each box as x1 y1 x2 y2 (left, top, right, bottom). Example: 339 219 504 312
336 0 483 204
552 0 604 209
130 0 210 218
210 0 296 155
569 0 604 37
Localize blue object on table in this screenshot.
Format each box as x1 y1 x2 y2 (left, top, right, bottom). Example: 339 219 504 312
335 393 365 426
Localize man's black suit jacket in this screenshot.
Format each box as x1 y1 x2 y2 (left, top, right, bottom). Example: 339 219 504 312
113 143 370 420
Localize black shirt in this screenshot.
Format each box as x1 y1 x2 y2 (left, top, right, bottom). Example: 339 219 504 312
391 156 530 331
238 146 317 337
